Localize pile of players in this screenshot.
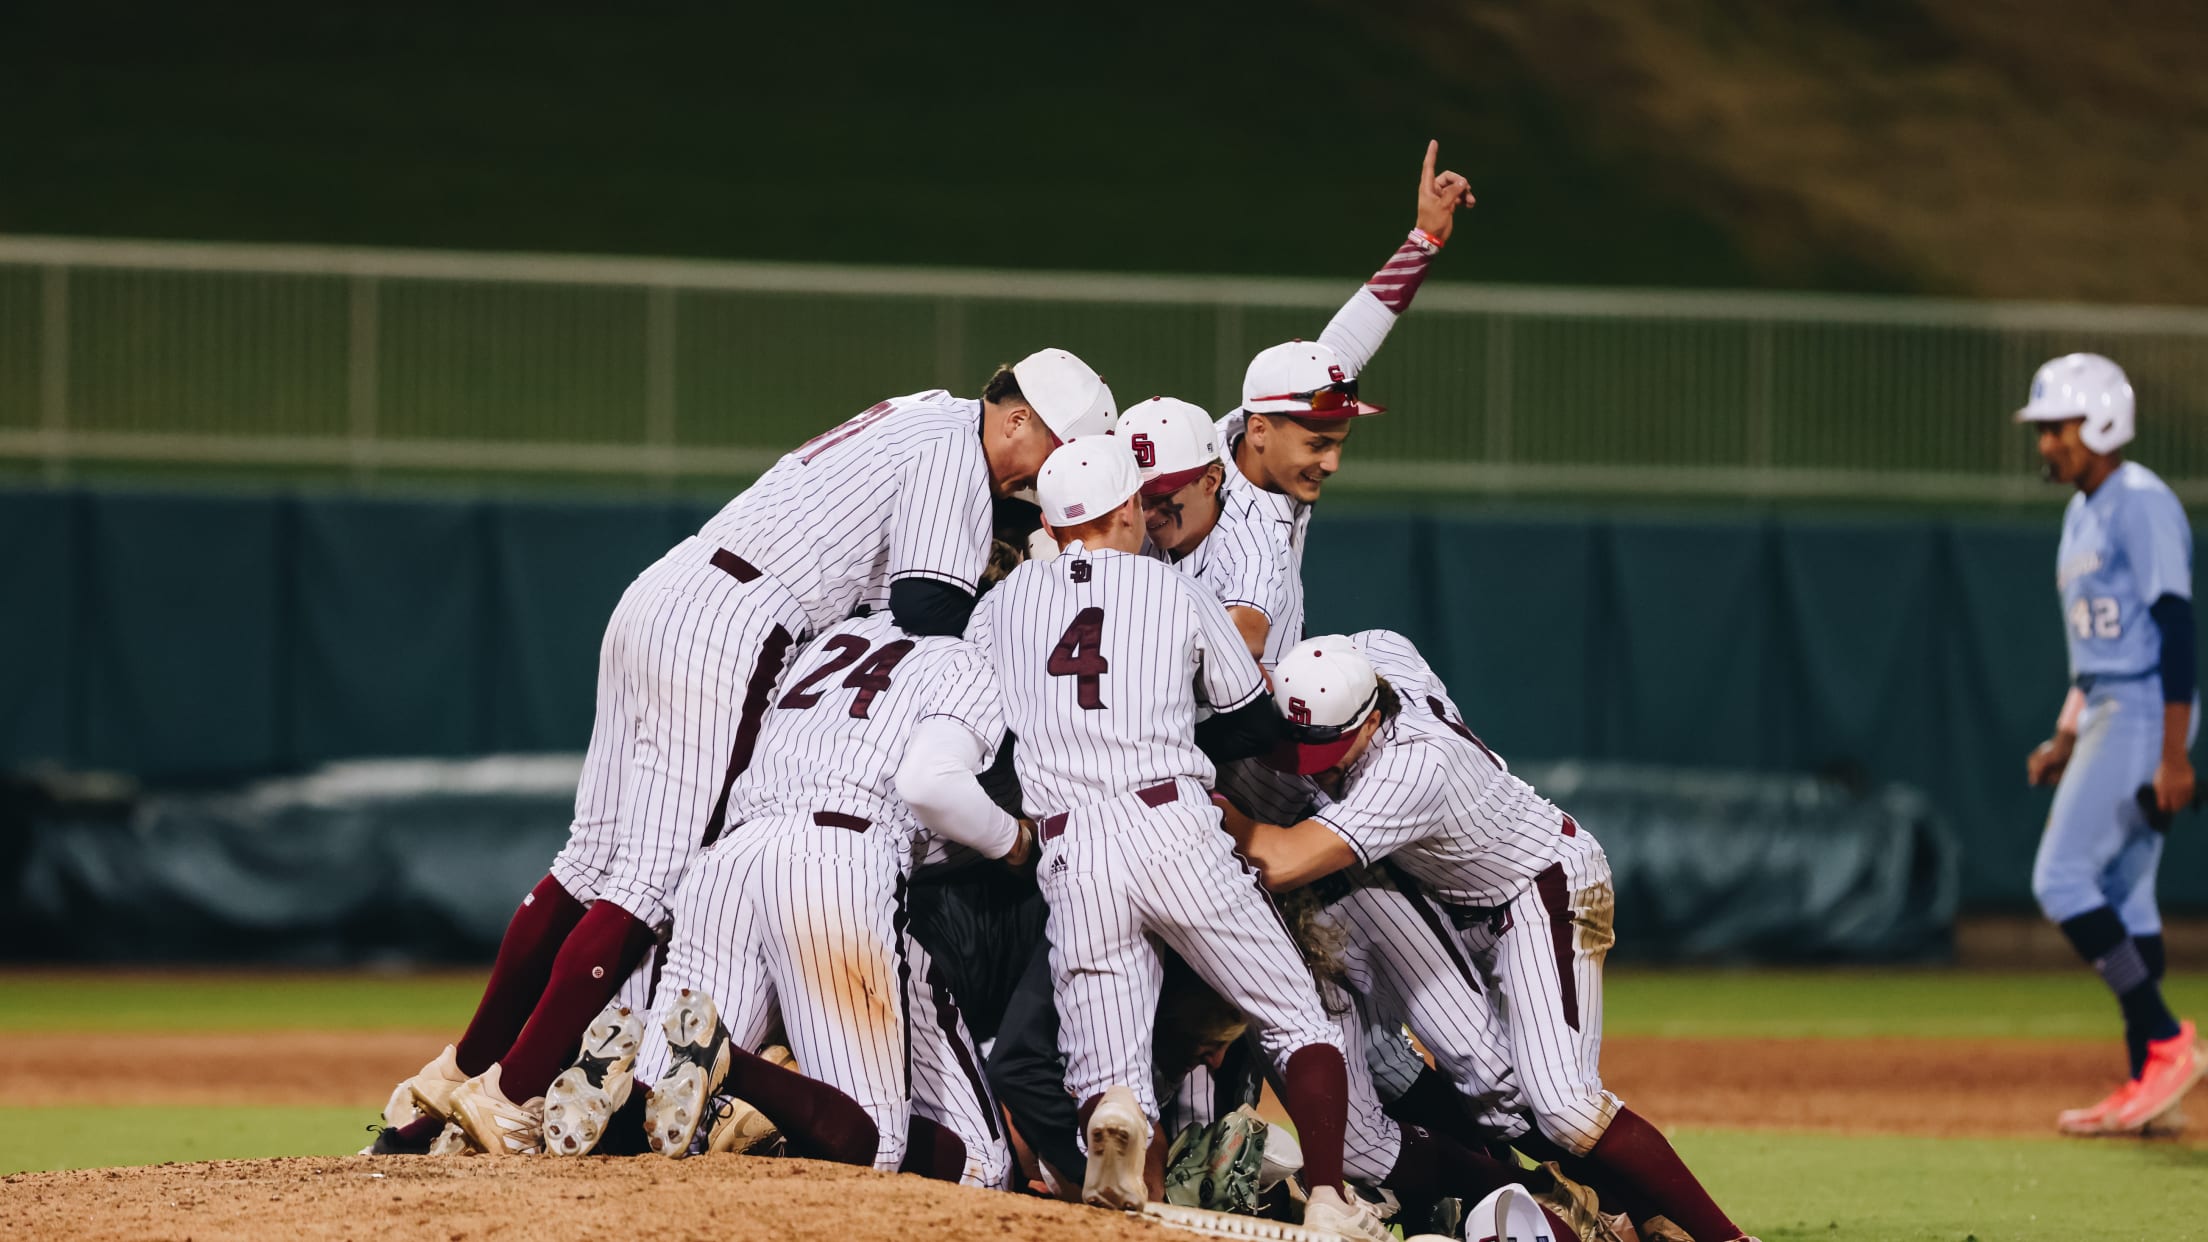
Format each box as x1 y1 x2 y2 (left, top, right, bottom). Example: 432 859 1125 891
361 145 1761 1242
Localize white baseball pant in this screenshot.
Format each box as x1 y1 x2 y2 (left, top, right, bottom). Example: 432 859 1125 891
1448 819 1621 1154
549 539 809 927
1035 777 1399 1182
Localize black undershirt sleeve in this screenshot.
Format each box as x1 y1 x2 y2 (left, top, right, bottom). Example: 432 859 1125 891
2150 593 2196 706
889 576 977 637
1196 693 1288 766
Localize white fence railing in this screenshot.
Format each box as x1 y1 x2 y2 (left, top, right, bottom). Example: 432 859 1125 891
6 234 2208 501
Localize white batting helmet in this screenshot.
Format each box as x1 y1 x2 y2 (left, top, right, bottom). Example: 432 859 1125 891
2016 353 2134 455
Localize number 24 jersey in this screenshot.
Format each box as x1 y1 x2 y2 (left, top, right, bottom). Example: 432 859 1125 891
722 611 1003 855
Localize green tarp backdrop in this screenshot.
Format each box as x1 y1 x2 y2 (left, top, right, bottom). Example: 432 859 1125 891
2 486 2202 909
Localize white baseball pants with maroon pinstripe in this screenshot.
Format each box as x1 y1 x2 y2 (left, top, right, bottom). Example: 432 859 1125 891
637 818 1007 1186
1328 879 1530 1142
549 538 807 927
1035 777 1400 1181
1449 825 1621 1155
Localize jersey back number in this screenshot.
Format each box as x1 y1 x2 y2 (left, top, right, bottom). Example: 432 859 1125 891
1047 606 1110 710
779 633 917 719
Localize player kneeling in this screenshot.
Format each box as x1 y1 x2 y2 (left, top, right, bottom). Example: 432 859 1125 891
1222 632 1759 1242
540 571 1028 1186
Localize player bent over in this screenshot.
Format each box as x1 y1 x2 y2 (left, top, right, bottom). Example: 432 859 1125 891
542 598 1029 1184
1221 632 1757 1242
370 351 1113 1156
2017 353 2206 1136
969 439 1588 1242
967 436 1396 1239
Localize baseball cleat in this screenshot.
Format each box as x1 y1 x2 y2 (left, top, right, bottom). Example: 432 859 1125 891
1080 1084 1149 1212
1301 1184 1394 1242
448 1063 545 1156
401 1044 469 1122
2143 1106 2189 1138
703 1093 786 1156
378 1081 422 1130
543 1003 646 1157
2111 1020 2205 1132
428 1120 473 1156
644 988 734 1158
2057 1078 2140 1136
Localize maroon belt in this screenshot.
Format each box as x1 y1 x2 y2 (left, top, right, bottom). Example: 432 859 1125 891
712 548 762 583
1036 781 1178 843
814 811 869 832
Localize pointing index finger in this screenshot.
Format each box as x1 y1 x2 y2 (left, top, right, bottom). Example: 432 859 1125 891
1421 139 1438 192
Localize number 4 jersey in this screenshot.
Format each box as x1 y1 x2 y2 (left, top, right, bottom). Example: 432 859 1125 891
722 611 1004 859
967 541 1268 818
2057 461 2193 680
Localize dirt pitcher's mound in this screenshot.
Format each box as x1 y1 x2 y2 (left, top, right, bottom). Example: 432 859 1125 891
1 1154 1168 1242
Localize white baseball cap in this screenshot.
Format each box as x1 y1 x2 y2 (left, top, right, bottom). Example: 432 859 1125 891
1117 396 1221 497
1013 348 1119 441
1036 435 1141 528
2016 352 2135 454
1241 341 1384 419
1267 635 1380 775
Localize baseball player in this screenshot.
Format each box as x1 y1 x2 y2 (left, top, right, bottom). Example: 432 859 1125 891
1199 141 1473 663
1219 632 1756 1242
373 350 1114 1156
2017 353 2205 1136
541 604 1026 1185
968 438 1580 1242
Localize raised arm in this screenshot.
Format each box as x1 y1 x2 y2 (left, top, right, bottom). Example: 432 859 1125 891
1317 140 1475 376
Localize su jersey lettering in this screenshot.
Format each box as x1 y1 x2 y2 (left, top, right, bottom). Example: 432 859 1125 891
2056 461 2193 678
1310 632 1562 908
966 543 1266 816
698 391 994 635
723 612 1003 856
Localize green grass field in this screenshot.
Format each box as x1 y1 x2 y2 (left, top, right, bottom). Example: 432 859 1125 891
7 969 2208 1240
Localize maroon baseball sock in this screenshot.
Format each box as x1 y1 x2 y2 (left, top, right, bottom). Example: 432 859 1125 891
1586 1107 1739 1241
452 875 587 1076
1385 1129 1576 1242
390 1115 443 1144
723 1047 882 1166
1515 1130 1664 1226
901 1115 969 1182
1279 1044 1349 1192
495 901 657 1102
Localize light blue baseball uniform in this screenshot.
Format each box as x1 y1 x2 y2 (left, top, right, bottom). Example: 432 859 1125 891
2033 462 2197 929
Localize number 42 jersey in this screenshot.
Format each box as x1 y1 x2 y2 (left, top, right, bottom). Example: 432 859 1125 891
722 611 1004 856
966 541 1268 818
2057 461 2192 680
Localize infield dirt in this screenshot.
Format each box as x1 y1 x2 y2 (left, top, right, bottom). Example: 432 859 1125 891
7 1030 2201 1241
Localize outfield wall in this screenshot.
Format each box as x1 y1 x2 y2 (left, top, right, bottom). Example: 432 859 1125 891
2 485 2201 908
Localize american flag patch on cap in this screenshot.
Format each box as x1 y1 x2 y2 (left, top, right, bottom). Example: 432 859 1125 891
1064 503 1086 519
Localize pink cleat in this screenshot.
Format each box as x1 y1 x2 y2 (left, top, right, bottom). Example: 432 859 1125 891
2111 1020 2206 1133
2057 1078 2140 1136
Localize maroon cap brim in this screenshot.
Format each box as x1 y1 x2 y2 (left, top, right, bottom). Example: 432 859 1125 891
1249 401 1387 422
1140 463 1212 497
1262 734 1360 776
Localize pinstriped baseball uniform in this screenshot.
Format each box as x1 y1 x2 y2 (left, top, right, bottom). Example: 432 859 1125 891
1218 753 1526 1147
967 544 1380 1156
634 612 1009 1186
1194 252 1418 666
549 391 993 928
1296 629 1624 1155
